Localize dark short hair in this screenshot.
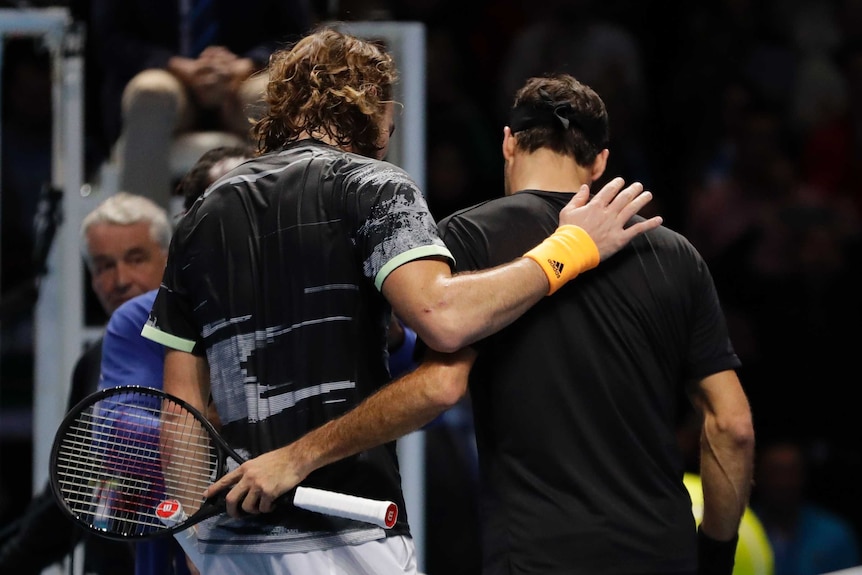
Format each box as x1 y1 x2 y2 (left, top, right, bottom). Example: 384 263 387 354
510 74 609 167
174 145 255 210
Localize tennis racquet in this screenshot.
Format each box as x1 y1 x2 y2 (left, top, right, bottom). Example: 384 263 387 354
49 385 398 541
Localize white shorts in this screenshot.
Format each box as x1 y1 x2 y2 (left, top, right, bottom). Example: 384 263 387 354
194 535 418 575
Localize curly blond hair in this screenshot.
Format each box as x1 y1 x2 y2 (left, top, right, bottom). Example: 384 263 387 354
253 27 398 157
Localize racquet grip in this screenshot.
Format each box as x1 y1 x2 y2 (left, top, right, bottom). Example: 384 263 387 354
293 486 398 529
155 500 205 570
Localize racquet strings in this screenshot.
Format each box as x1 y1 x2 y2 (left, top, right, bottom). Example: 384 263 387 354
54 389 218 537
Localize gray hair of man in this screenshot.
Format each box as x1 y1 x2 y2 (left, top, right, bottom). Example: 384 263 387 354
79 191 172 263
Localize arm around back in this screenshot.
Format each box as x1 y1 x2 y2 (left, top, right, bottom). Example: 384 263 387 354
383 257 547 353
205 347 477 516
383 178 662 353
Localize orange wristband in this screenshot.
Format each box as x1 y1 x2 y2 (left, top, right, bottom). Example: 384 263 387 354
523 225 600 295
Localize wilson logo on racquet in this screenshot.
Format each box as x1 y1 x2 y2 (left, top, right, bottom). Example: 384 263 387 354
156 499 181 518
385 503 398 528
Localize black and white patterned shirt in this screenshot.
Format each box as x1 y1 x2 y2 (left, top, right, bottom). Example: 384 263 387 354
143 139 452 553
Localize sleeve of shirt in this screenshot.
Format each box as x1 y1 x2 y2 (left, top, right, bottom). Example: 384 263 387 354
351 163 455 290
100 292 165 391
97 291 164 477
686 250 743 380
140 233 204 355
436 211 492 273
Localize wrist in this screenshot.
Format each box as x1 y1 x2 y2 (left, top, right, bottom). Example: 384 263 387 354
697 525 738 575
523 225 600 295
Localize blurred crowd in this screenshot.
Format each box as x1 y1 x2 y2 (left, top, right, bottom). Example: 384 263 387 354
2 0 861 573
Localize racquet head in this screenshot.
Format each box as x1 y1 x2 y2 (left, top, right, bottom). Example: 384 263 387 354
49 385 225 540
50 385 399 539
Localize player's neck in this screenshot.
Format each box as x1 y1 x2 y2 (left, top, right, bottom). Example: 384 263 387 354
510 149 590 193
302 129 354 154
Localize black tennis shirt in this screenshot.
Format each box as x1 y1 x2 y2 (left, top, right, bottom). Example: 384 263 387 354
144 139 452 553
438 190 741 575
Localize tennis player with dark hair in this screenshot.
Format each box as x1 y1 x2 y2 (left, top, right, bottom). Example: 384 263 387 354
434 73 756 575
142 27 661 574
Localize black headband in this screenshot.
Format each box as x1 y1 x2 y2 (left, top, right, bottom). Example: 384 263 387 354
509 91 608 148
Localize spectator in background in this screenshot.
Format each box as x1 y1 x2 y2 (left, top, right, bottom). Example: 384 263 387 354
97 145 252 575
752 439 860 575
683 98 794 268
173 144 256 212
800 38 862 221
0 192 171 575
88 0 313 211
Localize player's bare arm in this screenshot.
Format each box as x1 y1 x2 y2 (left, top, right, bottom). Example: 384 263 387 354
384 178 662 353
690 370 755 541
163 349 211 416
205 348 477 516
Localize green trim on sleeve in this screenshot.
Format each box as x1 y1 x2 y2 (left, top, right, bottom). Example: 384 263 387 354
374 245 455 291
141 323 197 353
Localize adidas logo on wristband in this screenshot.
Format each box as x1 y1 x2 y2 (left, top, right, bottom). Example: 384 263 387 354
548 259 564 279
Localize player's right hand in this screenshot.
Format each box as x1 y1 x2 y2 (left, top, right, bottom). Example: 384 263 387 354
559 177 662 261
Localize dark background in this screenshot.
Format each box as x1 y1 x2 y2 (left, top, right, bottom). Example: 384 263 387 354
2 1 861 573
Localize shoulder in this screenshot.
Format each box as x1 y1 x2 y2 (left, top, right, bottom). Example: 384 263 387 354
634 218 703 259
440 192 563 243
106 291 158 340
272 144 420 195
442 191 559 226
343 157 418 192
110 291 157 327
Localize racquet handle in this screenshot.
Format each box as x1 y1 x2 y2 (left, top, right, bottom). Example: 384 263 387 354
155 500 204 570
293 486 398 529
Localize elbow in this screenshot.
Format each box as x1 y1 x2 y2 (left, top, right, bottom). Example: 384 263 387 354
412 313 471 354
733 414 756 455
423 334 468 355
416 348 475 411
426 367 469 410
727 408 755 449
708 410 756 455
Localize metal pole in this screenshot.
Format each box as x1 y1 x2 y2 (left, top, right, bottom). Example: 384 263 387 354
336 21 428 571
32 8 85 494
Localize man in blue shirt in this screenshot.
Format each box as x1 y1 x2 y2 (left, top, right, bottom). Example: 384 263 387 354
95 145 257 575
99 290 195 575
